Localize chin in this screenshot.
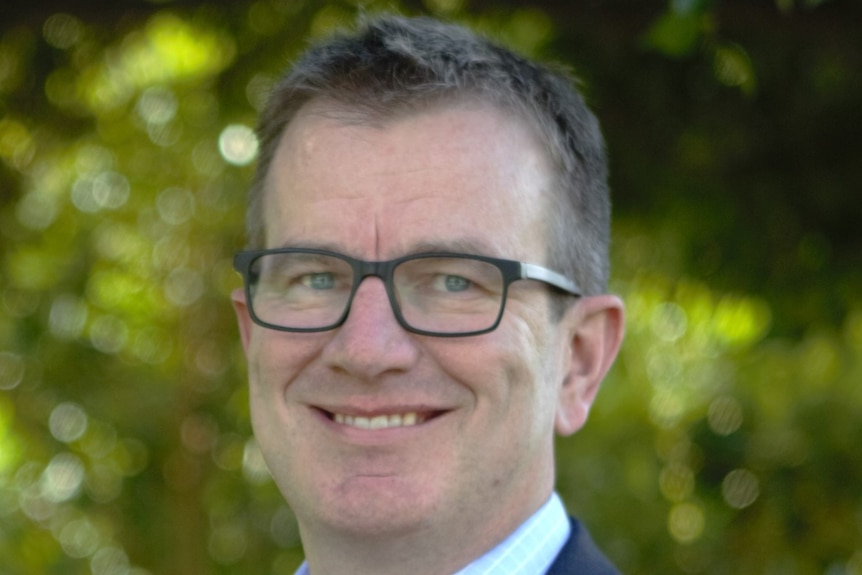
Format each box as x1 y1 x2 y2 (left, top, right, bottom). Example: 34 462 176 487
315 475 439 537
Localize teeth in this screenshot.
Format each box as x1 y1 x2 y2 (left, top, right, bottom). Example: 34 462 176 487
332 412 422 429
369 415 388 429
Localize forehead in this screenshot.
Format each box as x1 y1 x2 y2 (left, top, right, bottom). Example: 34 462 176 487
262 100 554 259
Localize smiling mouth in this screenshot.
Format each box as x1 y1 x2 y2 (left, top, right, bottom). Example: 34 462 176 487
327 411 443 430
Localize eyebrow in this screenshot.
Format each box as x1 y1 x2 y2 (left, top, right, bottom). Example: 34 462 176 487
271 239 346 252
401 238 499 258
269 238 501 260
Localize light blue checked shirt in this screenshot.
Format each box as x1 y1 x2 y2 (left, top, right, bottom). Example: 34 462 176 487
294 492 570 575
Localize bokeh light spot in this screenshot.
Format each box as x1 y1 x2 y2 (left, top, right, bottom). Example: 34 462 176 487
650 390 686 428
157 187 195 225
90 546 130 575
714 42 756 95
192 139 224 176
246 73 275 110
85 463 123 504
16 190 58 230
152 235 190 270
194 341 228 377
93 222 147 264
59 517 101 558
713 296 771 347
0 117 35 170
89 315 129 354
136 86 178 126
71 171 130 213
646 347 683 387
20 486 55 522
218 124 258 166
147 121 183 147
80 420 118 460
0 351 25 390
87 270 144 312
116 438 150 477
42 452 85 502
131 327 173 365
651 302 688 342
212 433 245 471
208 522 248 565
242 437 271 485
43 13 83 49
707 396 743 436
49 402 89 443
49 294 89 340
722 468 759 509
660 463 695 502
668 501 705 543
164 267 204 307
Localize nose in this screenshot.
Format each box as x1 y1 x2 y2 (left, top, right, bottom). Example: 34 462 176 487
320 277 421 381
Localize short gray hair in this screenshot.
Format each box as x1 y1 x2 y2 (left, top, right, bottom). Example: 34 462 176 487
248 14 611 296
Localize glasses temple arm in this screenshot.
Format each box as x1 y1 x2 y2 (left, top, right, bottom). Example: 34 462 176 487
519 263 582 297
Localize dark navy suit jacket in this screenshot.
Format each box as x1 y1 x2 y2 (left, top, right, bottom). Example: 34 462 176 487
545 518 620 574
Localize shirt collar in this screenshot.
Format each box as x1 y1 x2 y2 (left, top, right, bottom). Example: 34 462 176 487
452 491 570 575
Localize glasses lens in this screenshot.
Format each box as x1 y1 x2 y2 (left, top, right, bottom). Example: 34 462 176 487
394 256 504 334
249 252 353 330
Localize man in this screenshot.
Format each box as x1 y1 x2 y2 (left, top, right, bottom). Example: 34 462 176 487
232 14 625 575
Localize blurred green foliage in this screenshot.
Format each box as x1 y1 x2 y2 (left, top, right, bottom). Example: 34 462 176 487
1 1 860 573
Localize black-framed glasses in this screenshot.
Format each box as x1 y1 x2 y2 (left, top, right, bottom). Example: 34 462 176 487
233 248 582 337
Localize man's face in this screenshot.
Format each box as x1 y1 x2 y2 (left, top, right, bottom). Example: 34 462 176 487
234 101 578 543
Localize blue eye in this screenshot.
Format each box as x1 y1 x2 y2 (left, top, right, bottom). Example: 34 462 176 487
302 273 335 290
441 275 471 292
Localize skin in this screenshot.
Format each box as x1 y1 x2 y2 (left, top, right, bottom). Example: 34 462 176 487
233 100 625 575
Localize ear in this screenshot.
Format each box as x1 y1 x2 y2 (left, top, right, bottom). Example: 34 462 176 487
555 294 625 436
231 288 254 353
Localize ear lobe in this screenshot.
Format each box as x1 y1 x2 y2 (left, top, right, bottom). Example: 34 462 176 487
555 295 625 436
231 288 254 353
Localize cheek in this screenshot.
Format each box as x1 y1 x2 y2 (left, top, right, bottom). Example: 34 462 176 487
498 309 554 375
245 332 320 480
245 329 325 398
437 315 553 412
496 313 564 425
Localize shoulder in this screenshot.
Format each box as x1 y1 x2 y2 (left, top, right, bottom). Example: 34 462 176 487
545 517 621 575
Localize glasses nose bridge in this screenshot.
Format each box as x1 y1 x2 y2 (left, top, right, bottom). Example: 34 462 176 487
350 258 400 309
353 258 395 284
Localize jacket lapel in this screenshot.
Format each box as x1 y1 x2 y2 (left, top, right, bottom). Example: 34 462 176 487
545 518 620 575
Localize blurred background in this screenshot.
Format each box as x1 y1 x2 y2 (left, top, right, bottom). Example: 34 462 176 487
1 0 860 573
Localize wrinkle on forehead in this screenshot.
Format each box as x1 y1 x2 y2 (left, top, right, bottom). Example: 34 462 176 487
263 100 555 260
